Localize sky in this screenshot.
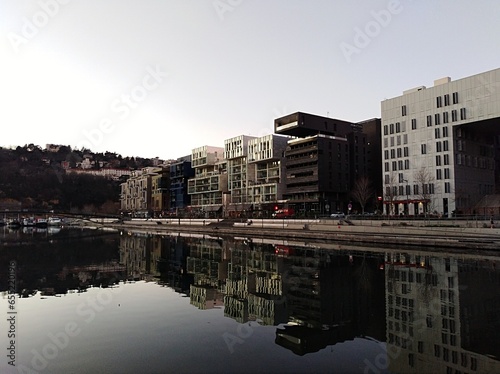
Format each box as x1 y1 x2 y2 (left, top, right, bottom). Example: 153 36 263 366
1 0 500 160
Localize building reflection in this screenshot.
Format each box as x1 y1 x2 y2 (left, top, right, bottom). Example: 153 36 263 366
5 229 500 370
385 252 500 373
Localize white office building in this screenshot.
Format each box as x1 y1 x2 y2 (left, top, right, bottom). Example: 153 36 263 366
381 68 500 217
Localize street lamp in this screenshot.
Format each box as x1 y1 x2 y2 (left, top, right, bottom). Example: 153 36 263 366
403 179 409 215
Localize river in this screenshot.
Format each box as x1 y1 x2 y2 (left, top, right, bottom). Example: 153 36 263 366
1 226 499 373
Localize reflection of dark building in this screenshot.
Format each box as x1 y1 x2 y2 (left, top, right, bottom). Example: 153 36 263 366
459 260 500 361
385 253 500 373
276 248 386 355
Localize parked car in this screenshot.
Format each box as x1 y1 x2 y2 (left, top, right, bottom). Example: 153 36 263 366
330 212 345 218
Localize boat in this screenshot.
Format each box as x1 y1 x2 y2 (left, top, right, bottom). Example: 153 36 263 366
7 219 21 228
22 217 35 227
35 218 48 227
47 217 63 226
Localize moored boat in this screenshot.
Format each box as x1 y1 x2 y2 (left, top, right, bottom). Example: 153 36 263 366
35 218 48 227
47 217 63 226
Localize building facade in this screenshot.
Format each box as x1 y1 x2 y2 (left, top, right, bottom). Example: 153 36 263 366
169 155 194 214
187 145 227 215
247 134 289 216
381 68 500 216
274 112 369 216
224 135 256 215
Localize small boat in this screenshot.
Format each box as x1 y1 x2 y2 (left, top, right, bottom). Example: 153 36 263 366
7 219 21 228
22 217 35 227
48 217 63 226
35 218 48 227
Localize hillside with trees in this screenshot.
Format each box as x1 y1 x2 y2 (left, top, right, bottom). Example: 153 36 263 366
0 144 158 214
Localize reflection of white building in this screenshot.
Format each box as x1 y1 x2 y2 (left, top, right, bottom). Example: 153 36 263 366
381 68 500 216
385 252 500 373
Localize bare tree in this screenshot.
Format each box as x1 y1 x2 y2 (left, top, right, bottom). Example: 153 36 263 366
414 167 437 216
351 176 374 214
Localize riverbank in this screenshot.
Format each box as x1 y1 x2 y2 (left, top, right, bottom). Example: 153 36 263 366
87 217 500 251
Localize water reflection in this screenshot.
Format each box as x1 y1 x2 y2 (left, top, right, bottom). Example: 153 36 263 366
1 228 499 373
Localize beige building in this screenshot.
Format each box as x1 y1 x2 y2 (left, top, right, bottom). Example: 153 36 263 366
187 145 227 215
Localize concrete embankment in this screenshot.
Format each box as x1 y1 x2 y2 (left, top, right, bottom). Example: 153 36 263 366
93 218 500 251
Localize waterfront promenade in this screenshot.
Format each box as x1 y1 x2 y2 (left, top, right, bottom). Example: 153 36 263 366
91 217 500 251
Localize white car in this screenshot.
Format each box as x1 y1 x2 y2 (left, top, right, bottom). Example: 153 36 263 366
330 212 345 218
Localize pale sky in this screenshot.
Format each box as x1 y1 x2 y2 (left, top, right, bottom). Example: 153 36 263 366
1 0 500 159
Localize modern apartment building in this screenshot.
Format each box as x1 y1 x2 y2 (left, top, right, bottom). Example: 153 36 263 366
247 134 289 215
274 112 369 216
224 135 256 215
151 168 170 216
187 145 227 215
381 68 500 216
169 155 194 214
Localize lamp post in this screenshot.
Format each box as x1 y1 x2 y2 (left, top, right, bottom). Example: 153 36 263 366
403 179 409 215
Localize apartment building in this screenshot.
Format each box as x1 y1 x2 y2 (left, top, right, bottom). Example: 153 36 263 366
381 68 500 216
151 168 170 217
224 135 256 215
247 134 289 215
275 112 369 216
187 145 227 215
120 166 162 216
169 155 194 214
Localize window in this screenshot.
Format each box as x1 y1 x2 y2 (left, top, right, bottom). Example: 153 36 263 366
384 125 388 135
443 126 449 137
398 160 403 170
453 92 458 104
384 150 389 159
437 169 442 179
413 184 419 194
411 118 417 129
437 96 442 108
391 149 395 158
435 113 440 125
396 122 401 133
390 136 395 146
436 142 442 152
397 135 401 145
404 147 409 157
435 128 441 138
445 182 451 193
452 110 458 122
390 123 394 134
443 112 449 123
402 105 407 116
460 108 466 120
427 115 432 126
443 140 449 151
384 138 388 148
444 168 450 179
397 148 402 157
444 94 450 106
436 155 442 166
392 161 397 171
444 154 450 165
385 162 389 172
421 144 427 154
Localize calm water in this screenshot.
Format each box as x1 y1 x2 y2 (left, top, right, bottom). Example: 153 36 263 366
1 226 499 373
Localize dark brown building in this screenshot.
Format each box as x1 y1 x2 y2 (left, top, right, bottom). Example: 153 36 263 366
274 112 380 216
